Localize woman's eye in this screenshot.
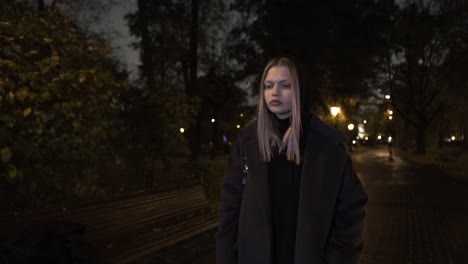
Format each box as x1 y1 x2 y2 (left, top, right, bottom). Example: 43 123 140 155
282 83 291 88
264 84 272 89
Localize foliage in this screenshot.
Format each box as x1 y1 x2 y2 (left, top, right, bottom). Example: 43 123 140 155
0 1 128 201
378 1 468 153
126 0 249 161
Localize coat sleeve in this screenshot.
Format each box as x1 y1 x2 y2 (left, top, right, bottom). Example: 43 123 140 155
322 153 368 264
215 139 244 264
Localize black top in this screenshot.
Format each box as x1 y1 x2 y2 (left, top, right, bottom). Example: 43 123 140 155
269 115 302 264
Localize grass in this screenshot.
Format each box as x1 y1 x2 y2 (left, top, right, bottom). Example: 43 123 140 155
396 146 468 183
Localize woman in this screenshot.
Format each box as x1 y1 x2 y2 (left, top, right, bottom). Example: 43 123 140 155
215 56 368 264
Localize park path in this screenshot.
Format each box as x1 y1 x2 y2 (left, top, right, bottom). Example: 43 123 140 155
356 146 468 264
152 146 468 264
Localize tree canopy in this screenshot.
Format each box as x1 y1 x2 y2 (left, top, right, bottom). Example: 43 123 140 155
0 0 128 197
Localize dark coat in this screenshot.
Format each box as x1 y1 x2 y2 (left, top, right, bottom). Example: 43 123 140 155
215 115 368 264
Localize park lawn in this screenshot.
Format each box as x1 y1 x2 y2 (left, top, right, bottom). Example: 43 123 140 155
396 147 468 183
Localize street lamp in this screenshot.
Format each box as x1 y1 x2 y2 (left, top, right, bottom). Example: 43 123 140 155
236 124 241 129
363 120 367 124
180 128 185 133
211 118 215 123
385 95 391 100
347 123 355 131
330 106 341 117
389 116 393 120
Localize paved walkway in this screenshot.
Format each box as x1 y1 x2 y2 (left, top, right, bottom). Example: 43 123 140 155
151 146 468 263
355 146 468 264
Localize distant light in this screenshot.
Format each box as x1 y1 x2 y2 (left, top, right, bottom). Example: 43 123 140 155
211 118 215 123
240 113 244 117
388 109 393 115
378 135 382 140
385 95 391 100
388 136 393 143
347 123 355 130
365 136 369 141
330 106 341 117
236 124 241 129
357 136 361 139
451 136 456 141
223 135 228 143
352 140 357 145
363 120 367 124
180 128 185 133
389 116 393 120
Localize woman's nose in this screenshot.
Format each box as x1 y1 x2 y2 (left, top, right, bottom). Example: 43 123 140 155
272 85 280 96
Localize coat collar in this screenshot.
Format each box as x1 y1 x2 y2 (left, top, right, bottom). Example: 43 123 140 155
242 114 347 148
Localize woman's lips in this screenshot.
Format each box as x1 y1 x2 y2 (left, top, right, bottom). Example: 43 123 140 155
270 100 282 106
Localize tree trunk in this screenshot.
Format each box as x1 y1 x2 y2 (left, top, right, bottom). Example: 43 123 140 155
137 0 157 187
189 112 202 161
210 113 218 160
463 116 468 149
137 0 156 92
188 0 200 161
415 124 427 154
189 0 199 97
37 0 45 10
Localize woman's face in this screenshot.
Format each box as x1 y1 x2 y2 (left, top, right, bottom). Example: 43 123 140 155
263 66 293 119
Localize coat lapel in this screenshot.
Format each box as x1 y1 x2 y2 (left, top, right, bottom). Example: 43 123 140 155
294 117 347 264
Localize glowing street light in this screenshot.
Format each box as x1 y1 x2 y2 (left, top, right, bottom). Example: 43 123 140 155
180 128 185 133
240 113 244 118
365 136 369 141
451 136 456 141
387 109 393 115
385 95 391 100
348 123 355 131
330 106 341 117
211 118 215 123
236 124 241 129
388 136 393 142
363 120 367 124
389 116 393 120
377 135 382 140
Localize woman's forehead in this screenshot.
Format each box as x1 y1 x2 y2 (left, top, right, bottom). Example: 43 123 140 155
265 66 292 80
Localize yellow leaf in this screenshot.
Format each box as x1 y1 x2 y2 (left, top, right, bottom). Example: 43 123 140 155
8 166 17 180
16 87 29 101
26 50 38 56
39 18 49 26
23 107 32 117
1 147 12 163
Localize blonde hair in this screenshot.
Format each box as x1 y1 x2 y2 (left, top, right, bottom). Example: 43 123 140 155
257 57 302 165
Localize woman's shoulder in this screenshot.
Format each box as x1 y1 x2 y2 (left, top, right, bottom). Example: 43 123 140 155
238 119 258 142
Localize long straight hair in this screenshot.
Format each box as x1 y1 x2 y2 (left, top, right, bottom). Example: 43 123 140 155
257 57 302 165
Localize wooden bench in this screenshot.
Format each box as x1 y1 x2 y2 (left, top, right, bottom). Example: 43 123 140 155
0 185 218 263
